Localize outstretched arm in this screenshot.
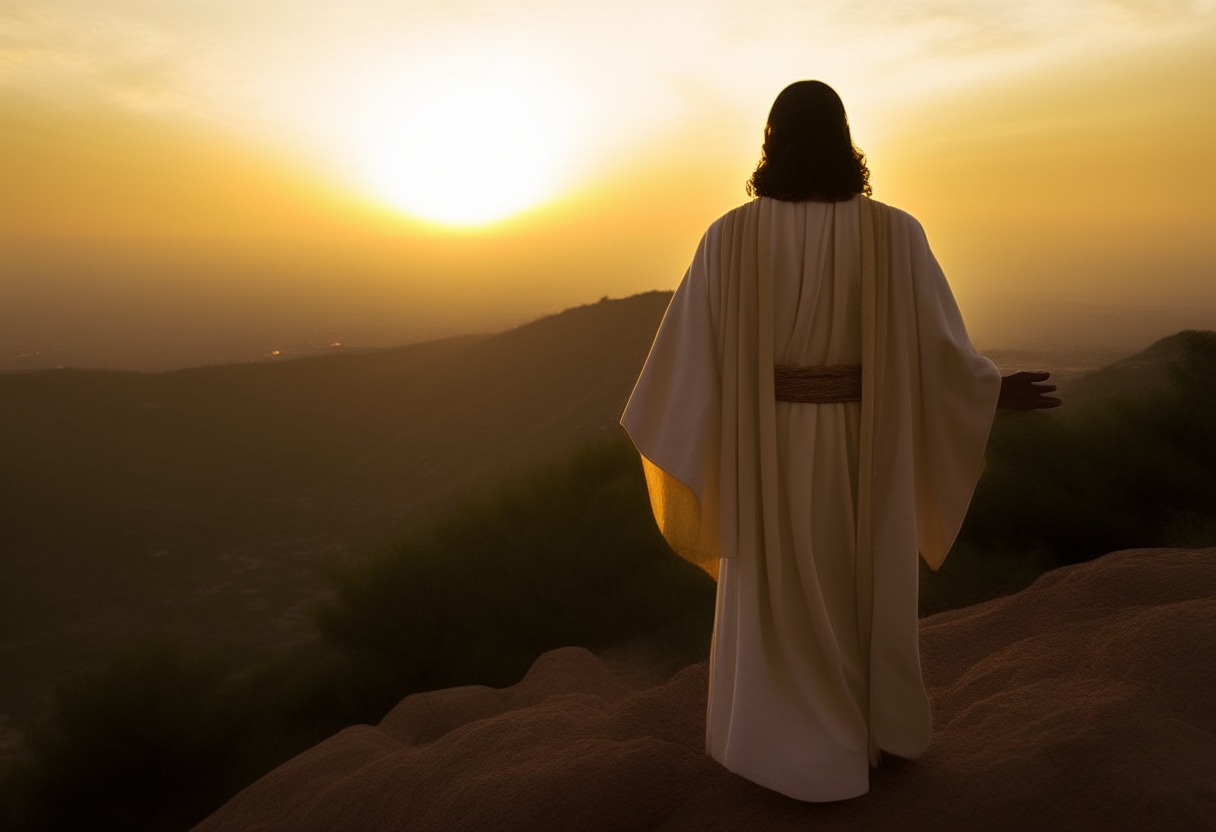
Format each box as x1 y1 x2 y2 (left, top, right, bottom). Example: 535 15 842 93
998 371 1061 410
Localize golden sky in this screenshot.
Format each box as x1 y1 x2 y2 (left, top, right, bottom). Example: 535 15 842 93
2 0 1214 368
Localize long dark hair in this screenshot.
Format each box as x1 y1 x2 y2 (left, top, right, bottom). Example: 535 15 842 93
746 81 871 201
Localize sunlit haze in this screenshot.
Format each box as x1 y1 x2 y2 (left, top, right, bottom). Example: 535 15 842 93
2 0 1214 370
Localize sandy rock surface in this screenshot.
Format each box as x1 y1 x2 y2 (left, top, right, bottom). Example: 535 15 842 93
194 547 1216 832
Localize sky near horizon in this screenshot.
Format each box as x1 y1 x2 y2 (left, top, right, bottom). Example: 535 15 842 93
2 0 1215 369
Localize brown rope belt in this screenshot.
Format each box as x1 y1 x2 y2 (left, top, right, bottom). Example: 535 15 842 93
774 364 862 403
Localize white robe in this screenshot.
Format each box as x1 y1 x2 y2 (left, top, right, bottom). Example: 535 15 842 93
621 196 1001 802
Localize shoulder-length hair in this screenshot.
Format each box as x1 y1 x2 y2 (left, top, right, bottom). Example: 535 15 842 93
746 81 871 202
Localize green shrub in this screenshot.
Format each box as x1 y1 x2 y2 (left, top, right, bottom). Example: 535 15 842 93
314 435 717 704
921 330 1216 614
3 436 715 832
6 637 244 832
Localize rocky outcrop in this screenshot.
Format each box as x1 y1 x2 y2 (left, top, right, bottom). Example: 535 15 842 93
194 547 1216 831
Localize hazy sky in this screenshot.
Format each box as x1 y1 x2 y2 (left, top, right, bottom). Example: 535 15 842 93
2 0 1214 369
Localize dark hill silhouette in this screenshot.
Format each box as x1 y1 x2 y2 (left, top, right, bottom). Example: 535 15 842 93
1055 330 1195 410
0 292 671 738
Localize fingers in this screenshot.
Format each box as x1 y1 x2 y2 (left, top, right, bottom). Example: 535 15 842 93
996 370 1062 409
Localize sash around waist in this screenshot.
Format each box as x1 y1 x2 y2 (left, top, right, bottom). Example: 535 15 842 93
774 364 862 403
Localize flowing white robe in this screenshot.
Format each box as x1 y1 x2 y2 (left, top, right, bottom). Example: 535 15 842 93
621 196 1001 802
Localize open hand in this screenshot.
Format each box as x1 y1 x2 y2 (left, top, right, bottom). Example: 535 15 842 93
998 371 1061 410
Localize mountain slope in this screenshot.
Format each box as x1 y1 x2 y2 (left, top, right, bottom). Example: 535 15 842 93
0 292 672 734
1055 330 1195 410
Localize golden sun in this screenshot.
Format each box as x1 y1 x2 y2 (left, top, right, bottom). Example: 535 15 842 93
351 67 572 226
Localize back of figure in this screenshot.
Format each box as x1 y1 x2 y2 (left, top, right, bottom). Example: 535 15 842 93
622 81 1057 802
706 196 873 800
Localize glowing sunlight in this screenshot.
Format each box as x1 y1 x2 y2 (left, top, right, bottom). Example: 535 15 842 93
347 64 575 226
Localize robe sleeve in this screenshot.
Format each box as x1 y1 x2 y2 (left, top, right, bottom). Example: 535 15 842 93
899 212 1002 570
621 227 723 576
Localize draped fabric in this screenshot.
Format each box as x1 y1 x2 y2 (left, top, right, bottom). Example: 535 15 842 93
621 196 1001 801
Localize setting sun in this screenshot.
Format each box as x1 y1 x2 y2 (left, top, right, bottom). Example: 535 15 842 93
346 64 574 226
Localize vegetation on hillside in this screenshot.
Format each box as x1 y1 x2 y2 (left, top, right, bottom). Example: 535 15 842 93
2 440 714 832
4 330 1214 831
316 439 716 696
3 639 245 832
919 329 1216 614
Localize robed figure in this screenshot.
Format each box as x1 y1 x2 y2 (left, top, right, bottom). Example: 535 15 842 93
621 81 1057 802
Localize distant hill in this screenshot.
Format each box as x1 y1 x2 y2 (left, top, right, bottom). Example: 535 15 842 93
1054 331 1199 411
0 292 672 736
